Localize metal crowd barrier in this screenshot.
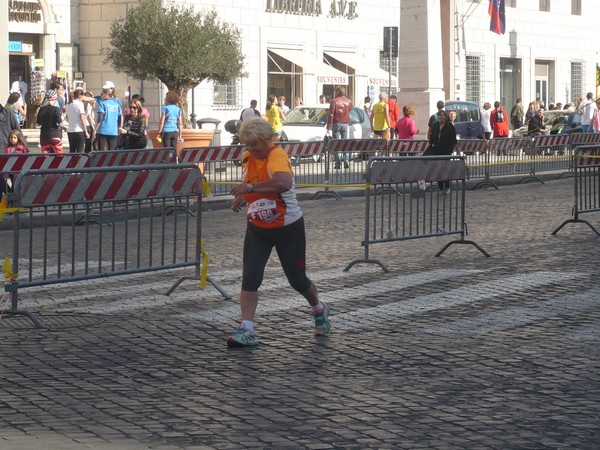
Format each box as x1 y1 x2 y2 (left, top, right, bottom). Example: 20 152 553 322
455 140 489 186
279 141 327 195
528 134 571 182
2 163 229 328
344 156 490 273
88 147 177 167
322 138 389 199
179 145 245 196
552 145 600 236
174 135 595 200
387 139 429 155
569 132 600 149
0 154 90 197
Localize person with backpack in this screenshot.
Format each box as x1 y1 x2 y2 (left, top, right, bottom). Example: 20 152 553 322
490 101 509 138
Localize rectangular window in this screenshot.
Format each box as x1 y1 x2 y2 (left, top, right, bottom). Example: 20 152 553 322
213 79 240 109
571 0 581 15
570 61 584 103
466 53 484 105
539 0 550 12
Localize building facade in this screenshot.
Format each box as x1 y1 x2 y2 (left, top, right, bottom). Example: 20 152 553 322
2 0 598 140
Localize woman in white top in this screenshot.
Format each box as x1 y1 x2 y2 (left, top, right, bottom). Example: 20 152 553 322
481 102 493 140
65 88 89 153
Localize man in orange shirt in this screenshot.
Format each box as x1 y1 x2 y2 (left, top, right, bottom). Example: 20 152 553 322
388 94 401 139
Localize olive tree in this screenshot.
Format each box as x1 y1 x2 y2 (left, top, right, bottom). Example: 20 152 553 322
104 0 245 128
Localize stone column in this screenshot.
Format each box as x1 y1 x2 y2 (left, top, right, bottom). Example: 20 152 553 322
397 0 446 137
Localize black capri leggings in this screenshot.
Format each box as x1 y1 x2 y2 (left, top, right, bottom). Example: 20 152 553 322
242 217 312 293
162 131 178 148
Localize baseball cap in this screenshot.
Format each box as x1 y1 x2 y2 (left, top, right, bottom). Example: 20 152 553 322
102 81 115 89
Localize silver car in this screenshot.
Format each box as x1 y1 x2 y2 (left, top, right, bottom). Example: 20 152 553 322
281 104 372 142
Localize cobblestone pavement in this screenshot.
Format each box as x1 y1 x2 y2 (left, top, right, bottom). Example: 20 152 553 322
1 178 599 449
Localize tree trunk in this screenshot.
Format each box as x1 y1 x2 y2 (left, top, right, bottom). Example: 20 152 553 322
173 86 191 129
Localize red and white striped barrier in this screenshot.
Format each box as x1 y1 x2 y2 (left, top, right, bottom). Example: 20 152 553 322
17 166 203 207
387 139 429 154
575 146 600 166
455 139 487 154
368 157 466 184
488 137 532 153
89 148 176 167
533 134 569 149
569 132 600 148
278 141 326 158
0 154 89 174
178 145 245 163
327 138 388 154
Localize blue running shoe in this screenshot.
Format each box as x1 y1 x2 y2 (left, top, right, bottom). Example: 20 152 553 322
313 302 331 336
227 328 259 347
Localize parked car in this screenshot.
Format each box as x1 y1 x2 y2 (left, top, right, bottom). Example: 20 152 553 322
512 109 581 137
444 100 485 139
549 110 582 134
281 104 372 142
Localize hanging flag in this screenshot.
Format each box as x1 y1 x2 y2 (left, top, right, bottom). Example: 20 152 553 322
488 0 506 35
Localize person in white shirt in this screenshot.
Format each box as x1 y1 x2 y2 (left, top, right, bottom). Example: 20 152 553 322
580 92 597 133
481 102 493 140
64 88 89 153
278 96 290 114
240 100 260 121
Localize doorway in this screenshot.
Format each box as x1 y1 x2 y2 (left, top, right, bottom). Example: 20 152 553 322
9 54 33 128
500 58 521 110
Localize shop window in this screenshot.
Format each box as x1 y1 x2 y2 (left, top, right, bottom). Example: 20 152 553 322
213 79 240 109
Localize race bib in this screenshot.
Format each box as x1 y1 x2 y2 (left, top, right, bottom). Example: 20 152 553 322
247 199 280 224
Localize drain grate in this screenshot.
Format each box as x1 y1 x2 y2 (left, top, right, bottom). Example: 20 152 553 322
0 313 105 330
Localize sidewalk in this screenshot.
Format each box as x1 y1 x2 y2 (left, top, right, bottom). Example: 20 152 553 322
0 177 599 449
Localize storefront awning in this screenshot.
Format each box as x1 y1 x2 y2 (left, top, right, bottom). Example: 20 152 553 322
324 51 398 88
269 49 349 85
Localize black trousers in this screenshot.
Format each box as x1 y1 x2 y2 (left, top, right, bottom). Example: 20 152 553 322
68 131 86 153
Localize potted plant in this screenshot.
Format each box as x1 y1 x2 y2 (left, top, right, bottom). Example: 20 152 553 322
104 0 245 150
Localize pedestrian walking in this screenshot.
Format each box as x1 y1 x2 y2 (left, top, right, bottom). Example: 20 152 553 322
394 105 419 140
490 101 509 138
326 85 353 169
37 90 66 154
95 88 123 150
65 88 89 153
426 110 457 193
119 99 148 149
157 91 182 148
510 98 524 130
371 92 391 140
227 117 331 347
265 94 285 140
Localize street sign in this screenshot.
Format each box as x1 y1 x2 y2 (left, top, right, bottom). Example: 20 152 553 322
383 26 398 57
